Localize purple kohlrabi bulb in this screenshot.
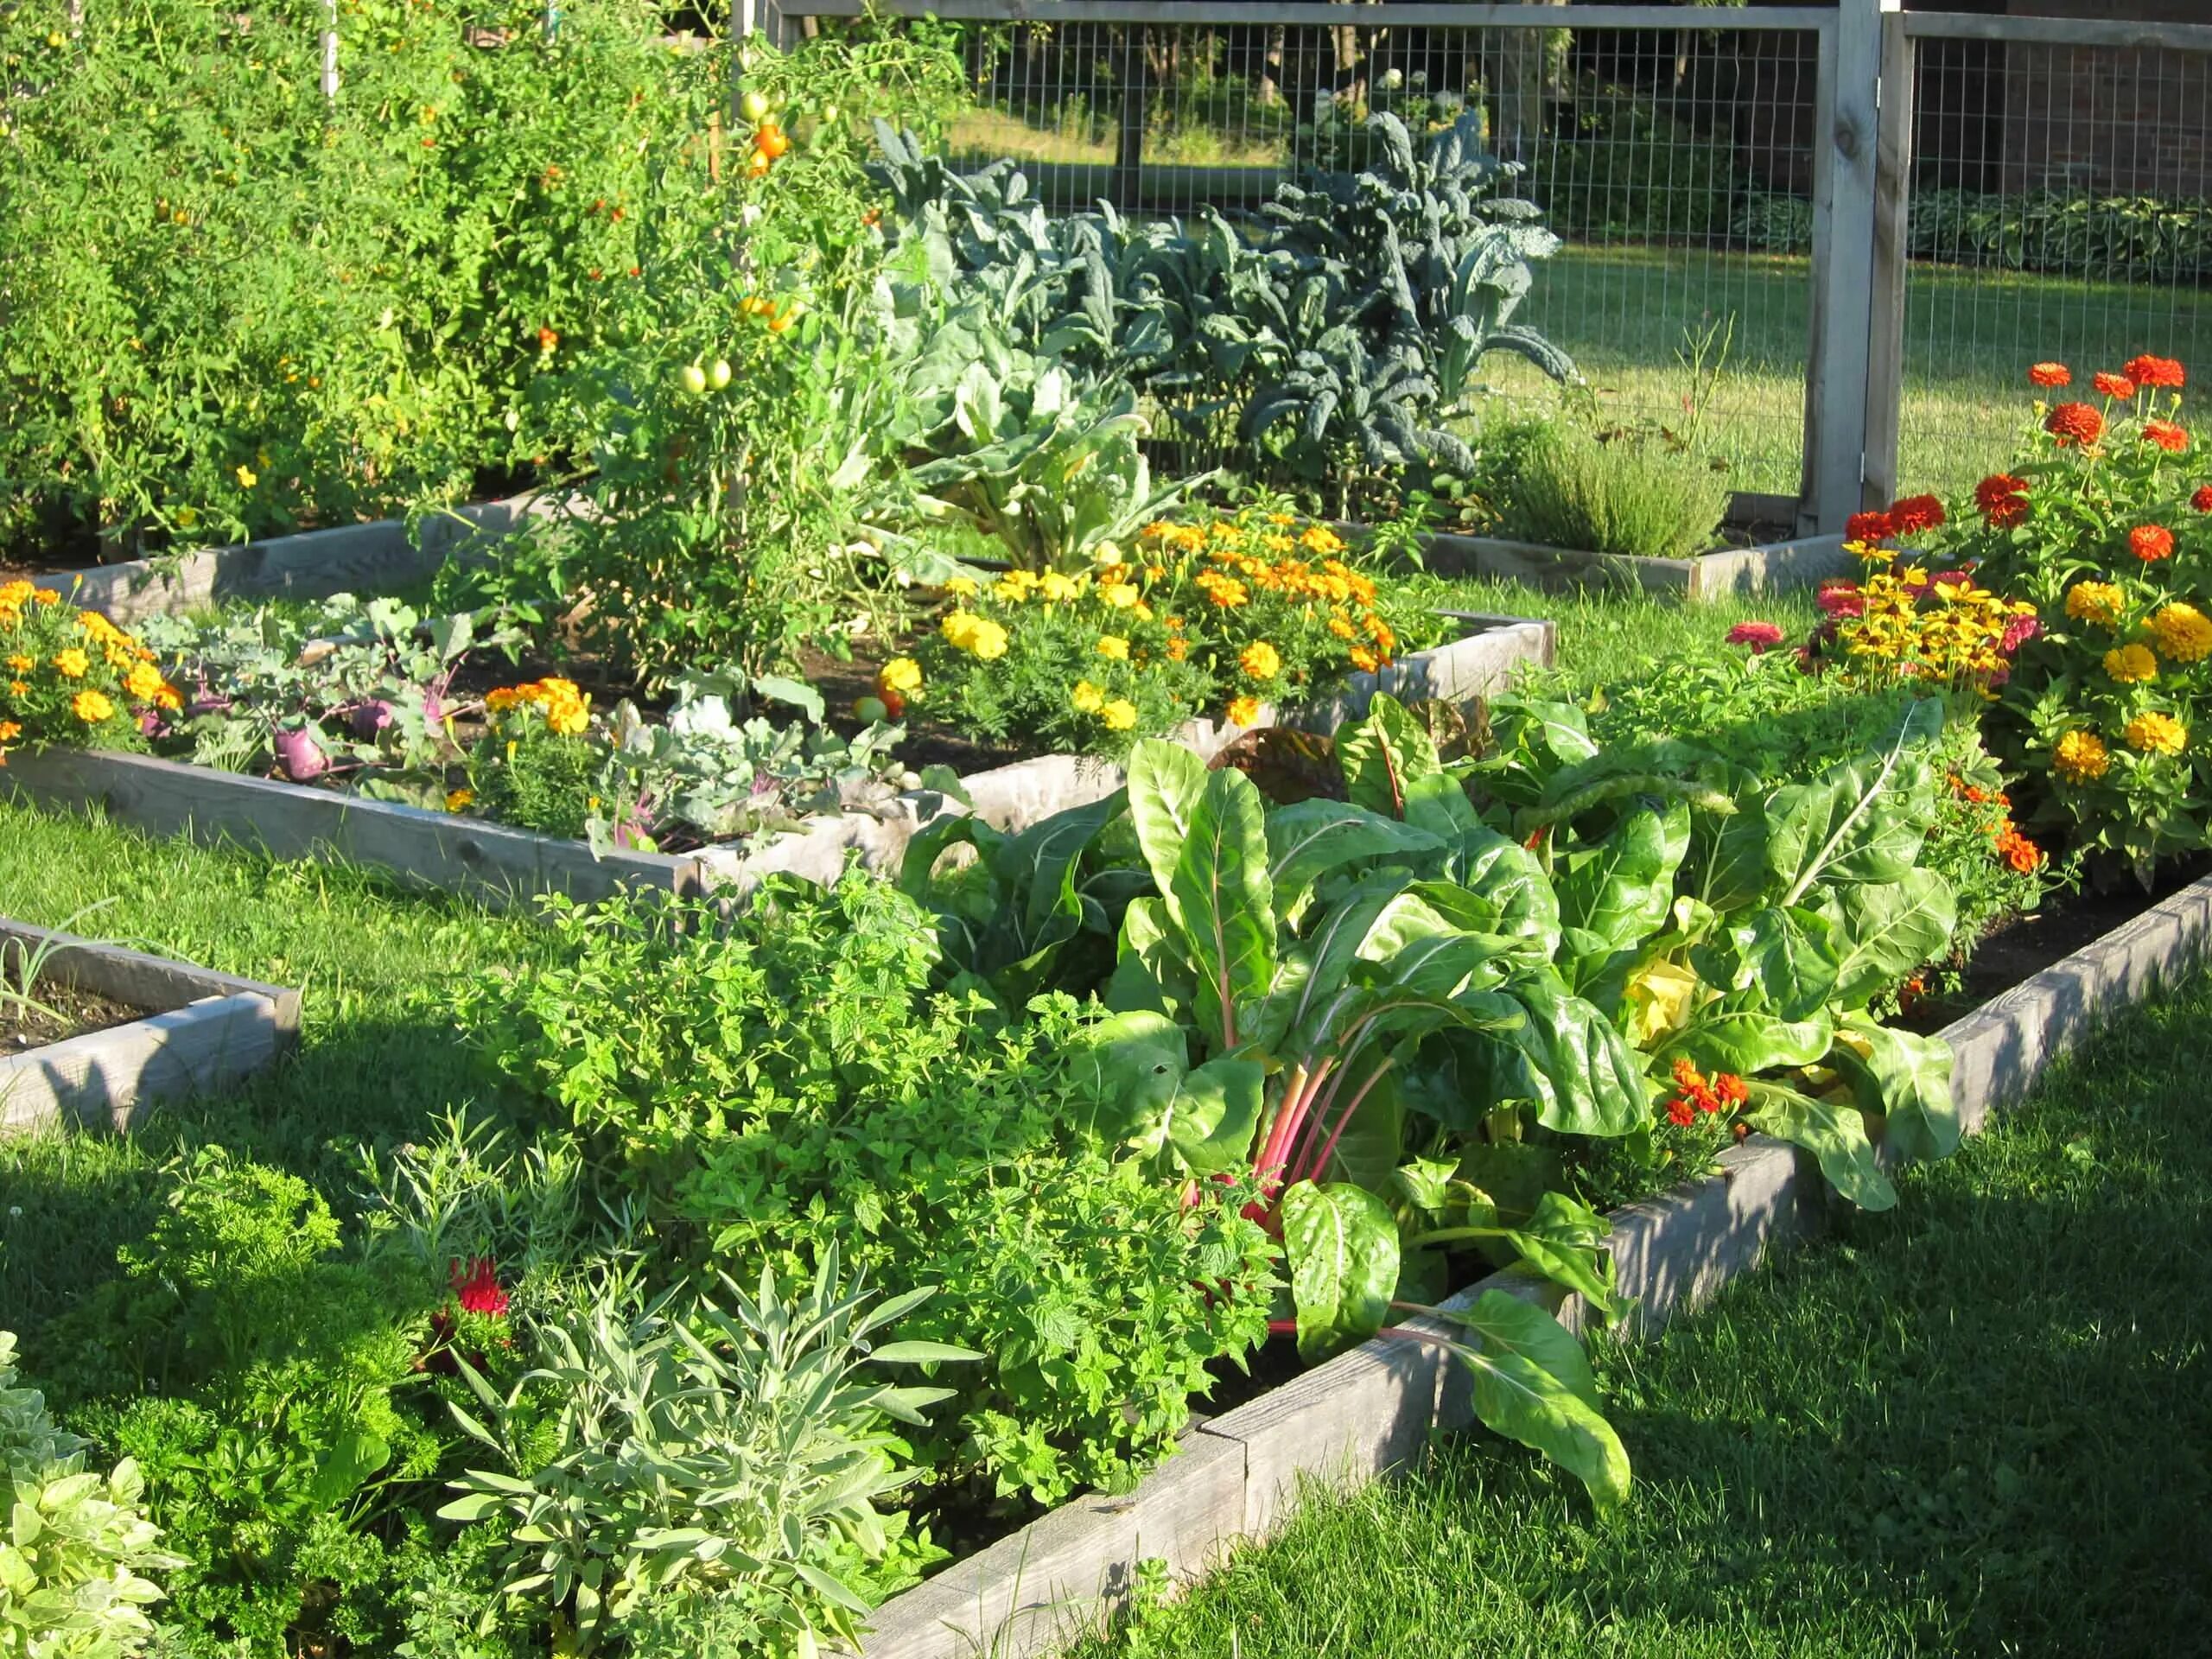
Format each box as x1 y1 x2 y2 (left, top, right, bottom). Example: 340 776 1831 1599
350 699 397 740
274 726 328 783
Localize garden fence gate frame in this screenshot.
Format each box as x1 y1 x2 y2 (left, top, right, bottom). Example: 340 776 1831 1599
754 0 2212 537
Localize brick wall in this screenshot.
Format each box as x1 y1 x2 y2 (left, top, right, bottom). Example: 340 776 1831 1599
1999 2 2212 197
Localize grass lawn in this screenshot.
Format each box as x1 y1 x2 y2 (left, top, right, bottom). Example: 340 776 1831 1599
0 804 547 1338
1079 960 2212 1659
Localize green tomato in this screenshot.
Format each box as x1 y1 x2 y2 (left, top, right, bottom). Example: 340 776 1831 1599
740 89 771 124
680 363 708 396
709 359 733 390
853 696 889 724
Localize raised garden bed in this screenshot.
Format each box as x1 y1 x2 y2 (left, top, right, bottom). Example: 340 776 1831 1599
0 918 302 1137
1403 528 1853 601
842 869 2212 1659
1 614 1554 908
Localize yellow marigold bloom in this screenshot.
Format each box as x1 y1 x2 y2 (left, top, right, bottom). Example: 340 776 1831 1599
1166 637 1188 662
71 689 114 723
4 655 29 673
945 575 979 598
51 648 88 679
1239 640 1281 681
1093 543 1124 569
7 682 25 697
1300 525 1345 555
1224 695 1262 727
31 589 60 606
445 788 476 813
2148 603 2212 664
1349 645 1380 672
1100 582 1141 610
2065 581 2126 626
1198 576 1248 610
2052 728 2111 782
2124 710 2188 756
1138 521 1176 541
543 696 588 737
2104 642 2158 684
1268 512 1295 526
0 720 20 742
1096 634 1130 662
1100 698 1139 732
124 661 165 701
1071 679 1105 715
880 657 924 695
1039 572 1084 604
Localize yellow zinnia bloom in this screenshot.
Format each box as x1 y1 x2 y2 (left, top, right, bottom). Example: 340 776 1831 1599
2148 603 2212 664
2124 711 2188 756
2104 643 2158 684
2065 581 2126 627
2052 728 2110 782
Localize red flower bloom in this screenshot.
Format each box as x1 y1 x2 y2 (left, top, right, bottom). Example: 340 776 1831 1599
1974 473 2031 527
1726 620 1785 654
1666 1096 1697 1128
2194 485 2212 513
450 1258 510 1318
2029 362 2071 388
1845 509 1895 544
1712 1072 1749 1109
1930 568 1974 589
2143 418 2190 454
2124 353 2186 390
2000 613 2042 653
2093 371 2137 400
1888 493 1946 535
1816 581 1866 618
2131 524 2177 563
2045 402 2106 447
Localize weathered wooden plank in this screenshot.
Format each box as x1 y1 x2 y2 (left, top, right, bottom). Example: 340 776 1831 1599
0 919 302 1037
0 747 708 909
1407 531 1849 600
796 0 1834 29
0 993 289 1136
1901 11 2212 52
1862 10 1915 510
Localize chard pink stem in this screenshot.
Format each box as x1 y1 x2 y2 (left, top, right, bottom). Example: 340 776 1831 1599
1301 1058 1395 1186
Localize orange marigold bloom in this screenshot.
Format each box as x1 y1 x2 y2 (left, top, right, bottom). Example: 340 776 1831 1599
1975 474 2031 527
2143 418 2190 454
1713 1072 1750 1109
1348 645 1379 672
2028 362 2071 387
2093 371 2137 400
2124 353 2185 389
1889 494 1946 535
2131 524 2177 563
2045 402 2105 447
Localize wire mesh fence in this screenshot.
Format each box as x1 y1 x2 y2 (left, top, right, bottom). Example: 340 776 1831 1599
1896 21 2212 495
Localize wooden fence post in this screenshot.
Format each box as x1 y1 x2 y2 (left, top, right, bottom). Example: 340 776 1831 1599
1863 5 1912 507
321 0 340 101
1800 0 1889 535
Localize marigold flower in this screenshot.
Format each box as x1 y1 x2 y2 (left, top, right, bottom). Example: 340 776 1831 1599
0 721 19 743
71 689 114 723
946 575 980 598
2093 371 2137 400
1096 634 1131 662
2029 362 2072 387
1666 1096 1697 1128
1165 637 1189 662
2124 710 2188 756
940 611 1007 660
1224 695 1262 728
450 1257 510 1318
1300 524 1346 556
445 788 475 813
30 590 57 607
1100 699 1139 733
1348 645 1380 672
2123 353 2185 389
123 661 165 701
1039 572 1084 605
2130 524 2176 563
1975 473 2031 527
1889 494 1946 535
2104 642 2158 683
2066 581 2126 626
51 648 87 679
1071 680 1105 715
1101 582 1142 610
2045 402 2105 447
2053 728 2110 782
1239 640 1282 681
4 655 29 673
1712 1072 1749 1109
878 657 924 696
2148 603 2212 664
2143 418 2190 454
1726 620 1785 653
1845 510 1895 544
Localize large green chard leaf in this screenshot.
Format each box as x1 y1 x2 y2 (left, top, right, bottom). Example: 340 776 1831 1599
1066 1010 1263 1173
1337 694 1442 819
1555 801 1689 957
995 791 1126 944
1103 896 1193 1015
1764 700 1942 905
1169 766 1277 1052
1264 798 1445 920
1416 1190 1623 1319
1831 1014 1959 1161
1821 869 1956 1008
1657 988 1834 1076
1402 770 1488 842
1446 830 1562 953
1691 905 1842 1023
1453 974 1647 1137
1428 1290 1630 1515
1127 739 1211 905
1251 870 1414 1054
1282 1180 1401 1362
1746 1082 1897 1210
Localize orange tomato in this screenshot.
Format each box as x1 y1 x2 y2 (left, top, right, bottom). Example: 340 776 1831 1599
745 148 771 178
755 123 790 159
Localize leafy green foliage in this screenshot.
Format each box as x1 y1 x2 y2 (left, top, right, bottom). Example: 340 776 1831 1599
1503 426 1731 560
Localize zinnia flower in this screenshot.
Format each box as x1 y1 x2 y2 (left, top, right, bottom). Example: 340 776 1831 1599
1999 613 2042 653
2130 524 2177 563
2093 371 2137 400
2124 710 2188 756
2066 581 2126 626
2029 362 2072 387
2104 642 2158 683
1816 582 1865 619
1239 640 1281 680
2123 354 2185 389
1845 510 1895 544
2194 485 2212 513
2143 419 2190 454
1974 474 2031 527
2052 729 2110 782
450 1257 511 1318
1726 620 1785 653
1888 494 1946 534
2045 402 2105 447
1224 695 1262 727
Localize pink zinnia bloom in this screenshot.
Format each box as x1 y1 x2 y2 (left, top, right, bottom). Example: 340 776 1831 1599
451 1257 511 1318
1999 613 2042 653
1726 621 1786 653
1816 582 1865 619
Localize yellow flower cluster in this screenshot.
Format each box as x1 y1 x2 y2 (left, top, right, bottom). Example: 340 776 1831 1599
878 657 924 696
2053 729 2111 782
1139 512 1397 674
2147 602 2212 664
2065 581 2126 627
941 610 1009 661
486 677 590 736
1070 680 1137 730
1839 571 2035 691
2124 710 2189 756
1 586 176 760
2103 643 2158 684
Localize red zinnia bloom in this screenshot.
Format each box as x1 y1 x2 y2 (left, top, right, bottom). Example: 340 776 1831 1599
2124 353 2185 389
451 1257 511 1318
2028 362 2071 388
2093 371 2137 400
1888 493 1947 535
1975 473 2031 527
2131 524 2177 563
2194 485 2212 513
2045 402 2105 447
1930 568 1974 589
1817 581 1866 618
2143 418 2190 454
1726 620 1785 653
1846 509 1895 544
